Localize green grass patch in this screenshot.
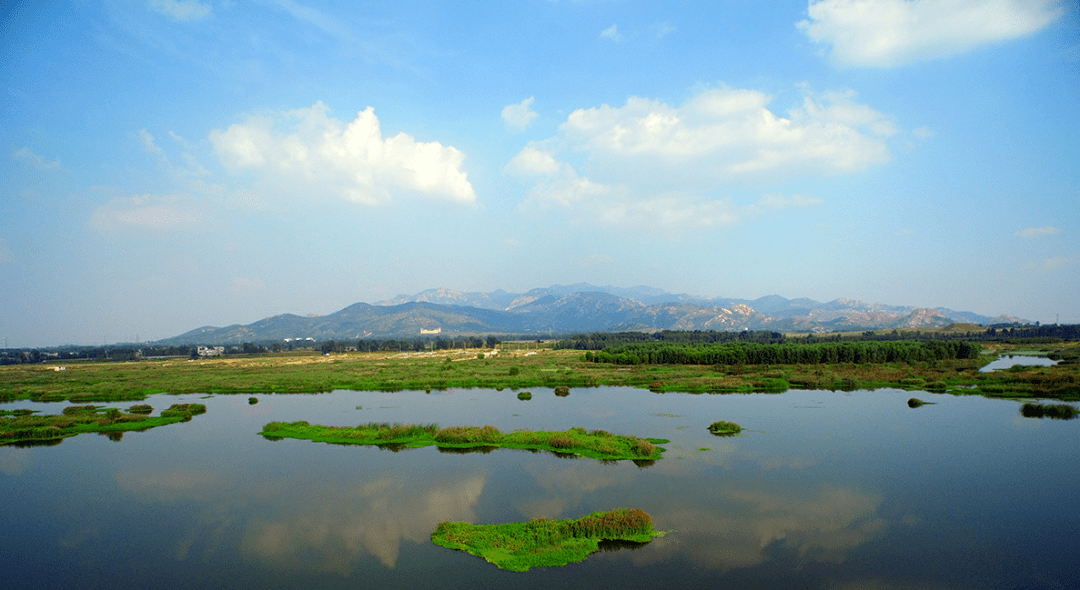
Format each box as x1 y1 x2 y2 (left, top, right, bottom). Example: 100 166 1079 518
1020 402 1078 420
431 508 665 572
707 420 743 436
259 421 667 461
0 403 207 446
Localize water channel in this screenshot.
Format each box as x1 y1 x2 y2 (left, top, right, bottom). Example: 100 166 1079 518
1 386 1077 589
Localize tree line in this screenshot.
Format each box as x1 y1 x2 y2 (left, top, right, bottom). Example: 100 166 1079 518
586 339 983 366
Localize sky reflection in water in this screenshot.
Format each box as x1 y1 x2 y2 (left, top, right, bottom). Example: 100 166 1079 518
1 387 1077 589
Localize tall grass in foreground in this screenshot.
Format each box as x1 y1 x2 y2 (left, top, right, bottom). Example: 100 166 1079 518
431 508 664 572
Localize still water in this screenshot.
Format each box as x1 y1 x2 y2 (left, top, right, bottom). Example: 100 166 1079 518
979 355 1060 372
1 387 1077 589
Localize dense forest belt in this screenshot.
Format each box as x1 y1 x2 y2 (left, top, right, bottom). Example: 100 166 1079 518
431 508 665 572
259 421 667 462
0 343 1076 402
588 340 982 366
0 403 206 446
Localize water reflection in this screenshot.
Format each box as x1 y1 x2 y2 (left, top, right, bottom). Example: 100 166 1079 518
241 472 486 573
639 484 885 571
0 389 1077 589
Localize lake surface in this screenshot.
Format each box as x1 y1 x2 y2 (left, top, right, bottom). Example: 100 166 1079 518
979 354 1060 372
2 387 1077 589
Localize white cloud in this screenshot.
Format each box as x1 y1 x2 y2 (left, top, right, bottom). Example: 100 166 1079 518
90 195 202 230
1017 225 1062 238
600 24 622 42
501 96 539 132
209 101 476 206
799 0 1065 68
913 126 935 140
655 21 676 39
556 86 893 177
511 85 884 230
147 0 212 22
506 146 560 175
12 147 61 170
137 128 164 155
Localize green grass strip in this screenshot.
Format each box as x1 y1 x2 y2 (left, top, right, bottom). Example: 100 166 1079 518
259 421 668 461
431 508 666 572
0 403 206 446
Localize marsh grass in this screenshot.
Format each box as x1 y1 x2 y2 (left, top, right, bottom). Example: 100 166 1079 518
259 421 667 461
430 508 664 572
1020 402 1079 420
0 403 207 445
707 420 743 436
3 344 1077 403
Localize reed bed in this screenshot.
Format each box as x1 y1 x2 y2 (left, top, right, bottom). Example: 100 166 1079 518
1019 402 1078 420
2 344 1076 403
708 420 742 435
0 403 208 445
430 508 664 572
259 421 667 461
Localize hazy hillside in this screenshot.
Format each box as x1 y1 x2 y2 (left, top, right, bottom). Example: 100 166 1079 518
152 285 1025 345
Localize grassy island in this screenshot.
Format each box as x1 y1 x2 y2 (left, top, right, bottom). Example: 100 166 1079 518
431 508 665 572
708 420 743 435
0 403 206 446
259 421 667 461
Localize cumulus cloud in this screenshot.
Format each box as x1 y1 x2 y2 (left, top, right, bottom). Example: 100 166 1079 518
209 101 476 206
506 146 560 175
557 87 893 175
147 0 212 22
12 147 61 170
501 96 539 132
600 24 622 42
508 85 886 229
799 0 1065 68
1016 225 1061 238
90 195 202 230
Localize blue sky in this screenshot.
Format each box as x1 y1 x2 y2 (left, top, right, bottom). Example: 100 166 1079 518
2 0 1077 347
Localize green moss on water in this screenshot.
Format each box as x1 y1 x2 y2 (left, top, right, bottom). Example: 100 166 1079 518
430 508 666 572
259 421 667 462
0 403 207 446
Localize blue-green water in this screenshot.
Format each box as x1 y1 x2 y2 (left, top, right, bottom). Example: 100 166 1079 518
1 387 1077 589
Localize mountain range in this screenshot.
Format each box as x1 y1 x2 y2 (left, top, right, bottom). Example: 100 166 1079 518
153 285 1027 346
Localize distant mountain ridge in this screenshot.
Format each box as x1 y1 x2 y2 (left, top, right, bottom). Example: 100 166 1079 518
154 284 1026 345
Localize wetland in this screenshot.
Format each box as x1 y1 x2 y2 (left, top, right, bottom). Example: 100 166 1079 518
1 342 1077 588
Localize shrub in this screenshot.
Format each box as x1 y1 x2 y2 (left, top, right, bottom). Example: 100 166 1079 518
128 404 153 414
708 420 742 435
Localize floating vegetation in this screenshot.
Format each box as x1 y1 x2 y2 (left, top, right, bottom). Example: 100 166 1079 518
431 508 665 572
907 398 935 408
554 385 570 397
1020 403 1078 420
248 397 259 405
517 391 532 401
708 420 742 436
0 403 207 446
259 421 668 462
